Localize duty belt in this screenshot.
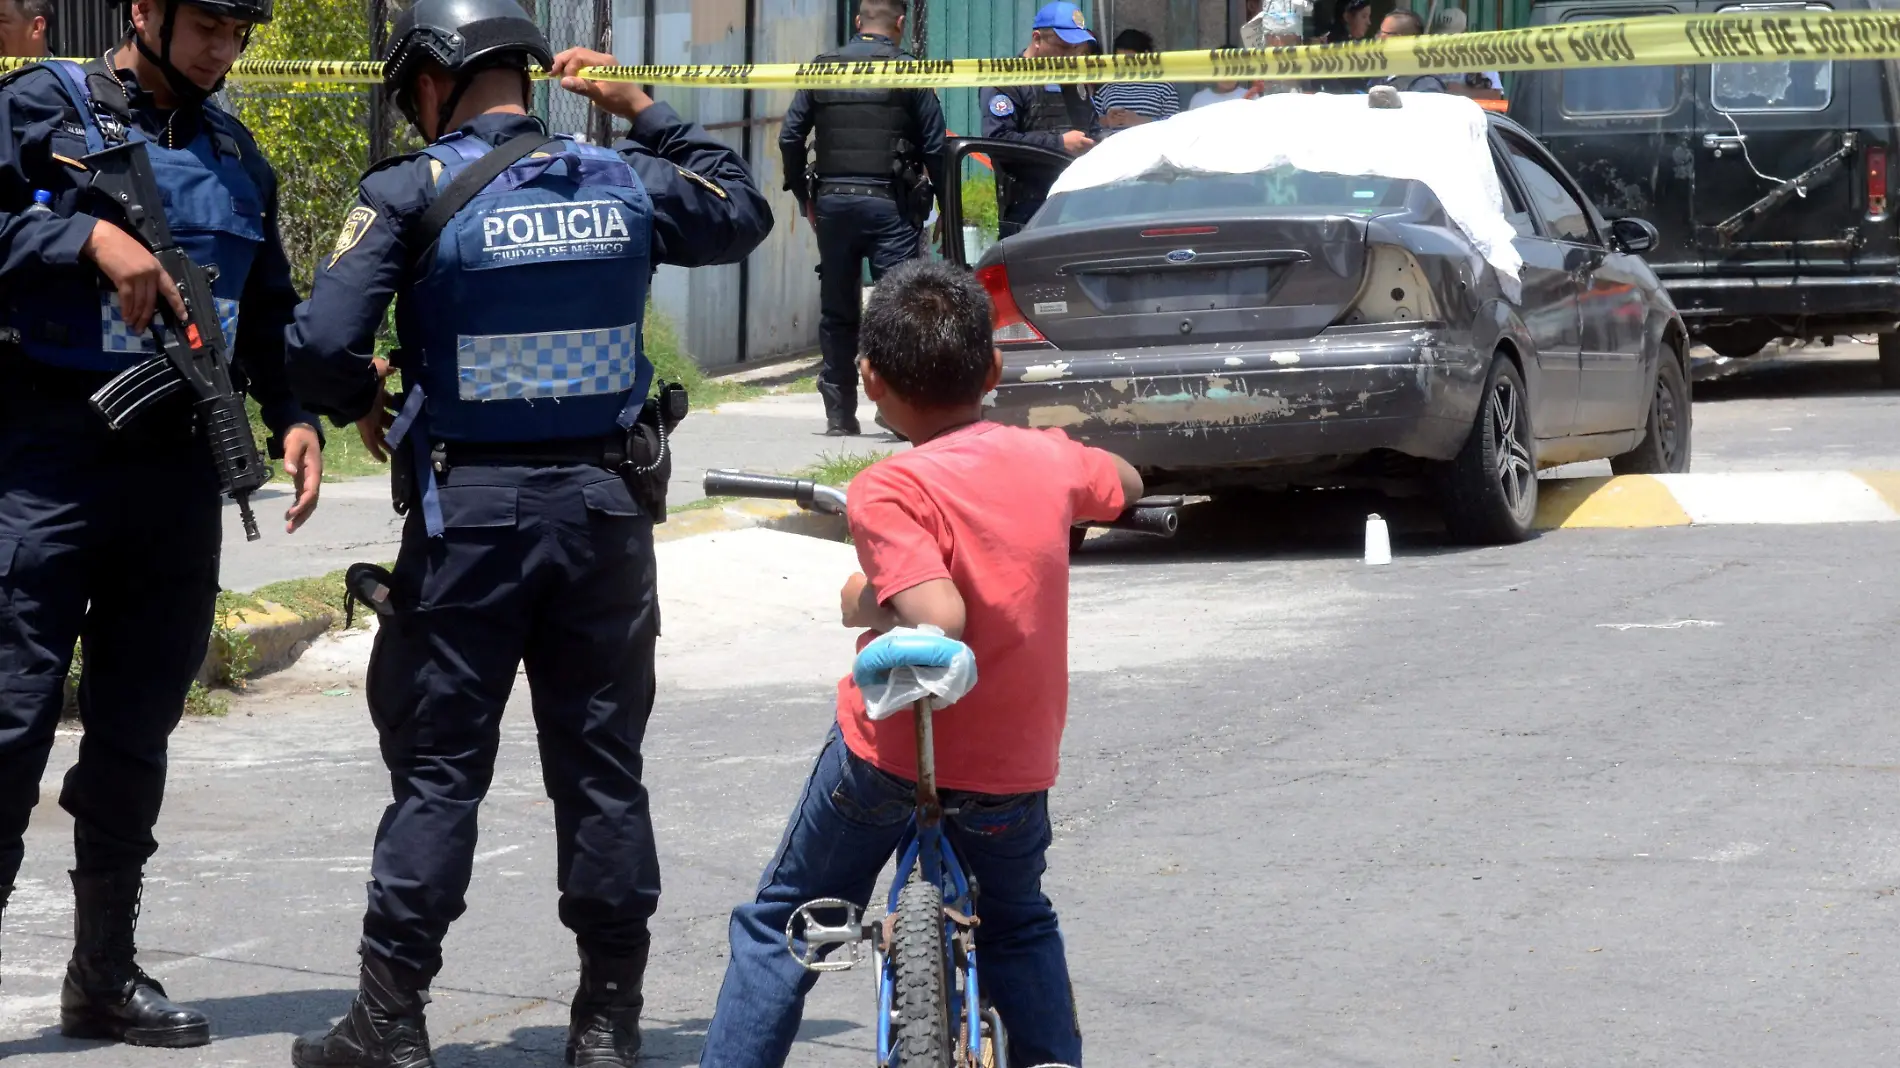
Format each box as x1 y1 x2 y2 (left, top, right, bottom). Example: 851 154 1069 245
437 436 631 470
815 181 895 200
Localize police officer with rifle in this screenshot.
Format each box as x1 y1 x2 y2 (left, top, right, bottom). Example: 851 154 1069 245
981 1 1101 238
780 0 945 436
282 1 770 1065
0 0 322 1047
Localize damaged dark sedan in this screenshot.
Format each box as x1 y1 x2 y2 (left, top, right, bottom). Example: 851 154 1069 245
943 93 1692 544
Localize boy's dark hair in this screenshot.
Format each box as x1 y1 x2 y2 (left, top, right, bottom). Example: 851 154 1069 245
860 260 994 408
1113 27 1154 52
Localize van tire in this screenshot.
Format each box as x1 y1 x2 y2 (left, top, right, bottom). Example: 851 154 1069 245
1612 348 1692 475
1879 333 1900 389
1437 355 1537 545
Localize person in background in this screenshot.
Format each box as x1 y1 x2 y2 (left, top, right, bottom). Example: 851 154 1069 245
1190 80 1254 108
1373 8 1449 91
1430 8 1504 99
780 0 945 437
1317 0 1374 92
0 0 50 57
1092 28 1180 133
980 1 1099 237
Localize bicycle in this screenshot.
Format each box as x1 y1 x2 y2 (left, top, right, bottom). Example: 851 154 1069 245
699 470 1176 1068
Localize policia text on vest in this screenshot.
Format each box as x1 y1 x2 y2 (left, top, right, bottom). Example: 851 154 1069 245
781 0 946 438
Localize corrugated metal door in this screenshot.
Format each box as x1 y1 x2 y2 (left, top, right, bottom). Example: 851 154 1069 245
927 0 1042 141
746 0 830 363
613 0 825 367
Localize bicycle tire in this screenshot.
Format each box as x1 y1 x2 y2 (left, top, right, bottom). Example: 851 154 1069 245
892 875 952 1068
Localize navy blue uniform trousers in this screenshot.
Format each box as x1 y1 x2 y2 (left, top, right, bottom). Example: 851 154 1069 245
0 389 222 891
815 192 922 393
360 460 661 979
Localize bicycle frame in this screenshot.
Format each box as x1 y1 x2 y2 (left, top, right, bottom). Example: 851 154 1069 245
871 697 987 1067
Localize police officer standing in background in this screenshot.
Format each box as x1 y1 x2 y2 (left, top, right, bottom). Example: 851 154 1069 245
0 0 52 58
0 0 322 1048
282 1 769 1065
981 1 1100 238
780 0 945 437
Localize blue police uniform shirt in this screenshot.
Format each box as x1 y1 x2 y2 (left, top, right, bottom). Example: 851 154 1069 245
285 107 772 429
0 60 316 448
978 83 1100 150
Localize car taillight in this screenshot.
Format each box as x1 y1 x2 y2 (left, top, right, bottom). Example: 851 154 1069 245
976 262 1045 344
1869 146 1888 217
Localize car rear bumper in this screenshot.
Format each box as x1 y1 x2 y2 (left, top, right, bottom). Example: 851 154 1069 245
987 327 1486 476
1662 274 1900 329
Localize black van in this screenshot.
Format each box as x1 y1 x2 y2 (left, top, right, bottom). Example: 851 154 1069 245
1509 0 1900 386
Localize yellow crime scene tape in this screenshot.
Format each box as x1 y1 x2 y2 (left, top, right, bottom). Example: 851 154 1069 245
5 11 1900 89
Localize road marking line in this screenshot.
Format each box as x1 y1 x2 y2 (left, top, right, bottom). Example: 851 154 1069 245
1855 470 1900 514
1655 472 1898 525
1534 475 1692 529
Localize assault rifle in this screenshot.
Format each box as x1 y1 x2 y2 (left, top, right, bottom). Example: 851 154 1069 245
83 140 267 541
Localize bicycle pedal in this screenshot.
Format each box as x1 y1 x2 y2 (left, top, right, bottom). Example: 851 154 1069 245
784 898 872 973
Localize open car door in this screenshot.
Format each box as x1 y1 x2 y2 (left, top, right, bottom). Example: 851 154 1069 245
937 136 1077 268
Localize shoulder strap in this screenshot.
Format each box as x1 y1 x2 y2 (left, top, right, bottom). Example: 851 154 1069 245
409 132 555 270
41 61 104 154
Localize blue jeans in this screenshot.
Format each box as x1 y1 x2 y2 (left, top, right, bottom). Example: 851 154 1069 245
700 728 1081 1068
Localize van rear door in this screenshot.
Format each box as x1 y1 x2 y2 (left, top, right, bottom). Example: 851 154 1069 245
1515 2 1702 284
1689 1 1879 274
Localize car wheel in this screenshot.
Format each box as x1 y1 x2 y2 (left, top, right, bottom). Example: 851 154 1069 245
1880 333 1900 390
1438 355 1537 545
1611 348 1692 475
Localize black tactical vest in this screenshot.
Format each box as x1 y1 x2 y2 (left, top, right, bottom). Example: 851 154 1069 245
1022 83 1093 134
811 35 915 180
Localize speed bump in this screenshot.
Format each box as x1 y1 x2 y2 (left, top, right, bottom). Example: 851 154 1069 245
1535 472 1900 529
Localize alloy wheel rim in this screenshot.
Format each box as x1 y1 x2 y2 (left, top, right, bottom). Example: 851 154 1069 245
1491 378 1535 521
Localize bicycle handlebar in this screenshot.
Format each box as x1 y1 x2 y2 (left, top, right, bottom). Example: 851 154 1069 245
702 470 848 515
701 469 1178 535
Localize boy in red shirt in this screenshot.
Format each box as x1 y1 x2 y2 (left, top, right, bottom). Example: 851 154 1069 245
699 260 1141 1068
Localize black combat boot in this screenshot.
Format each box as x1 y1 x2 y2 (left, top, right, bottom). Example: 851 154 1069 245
291 953 436 1068
565 942 648 1067
817 380 861 437
59 869 211 1048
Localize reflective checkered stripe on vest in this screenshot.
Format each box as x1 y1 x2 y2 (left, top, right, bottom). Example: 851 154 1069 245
5 61 259 372
410 133 654 442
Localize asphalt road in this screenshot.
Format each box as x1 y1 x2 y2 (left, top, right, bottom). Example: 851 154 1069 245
4 347 1898 1066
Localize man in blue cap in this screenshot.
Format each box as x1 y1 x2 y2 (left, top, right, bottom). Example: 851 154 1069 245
980 1 1100 237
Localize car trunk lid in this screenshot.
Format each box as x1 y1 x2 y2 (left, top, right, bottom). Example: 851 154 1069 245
996 216 1371 350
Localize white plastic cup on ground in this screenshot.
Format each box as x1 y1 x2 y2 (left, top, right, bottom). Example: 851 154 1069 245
1364 513 1392 566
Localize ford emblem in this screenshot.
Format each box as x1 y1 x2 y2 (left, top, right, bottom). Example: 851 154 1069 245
1166 249 1197 264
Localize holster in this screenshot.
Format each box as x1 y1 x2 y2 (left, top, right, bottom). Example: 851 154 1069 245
620 381 688 522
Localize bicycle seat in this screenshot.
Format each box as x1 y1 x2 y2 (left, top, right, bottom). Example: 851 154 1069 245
852 626 978 720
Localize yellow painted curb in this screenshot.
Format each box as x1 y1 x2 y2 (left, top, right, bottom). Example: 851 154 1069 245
222 599 301 630
1855 471 1900 515
1534 476 1693 530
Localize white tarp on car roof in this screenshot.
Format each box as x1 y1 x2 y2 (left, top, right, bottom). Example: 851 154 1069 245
1047 92 1524 290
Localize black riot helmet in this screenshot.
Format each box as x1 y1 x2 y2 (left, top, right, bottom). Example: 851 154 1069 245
382 0 553 139
133 0 275 107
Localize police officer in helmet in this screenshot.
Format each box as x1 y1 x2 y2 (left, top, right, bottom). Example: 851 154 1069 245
781 0 945 436
981 1 1101 238
0 0 322 1047
282 1 770 1065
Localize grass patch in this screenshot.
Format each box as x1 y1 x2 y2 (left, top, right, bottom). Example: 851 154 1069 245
677 494 739 513
646 304 762 409
802 450 889 488
784 375 820 395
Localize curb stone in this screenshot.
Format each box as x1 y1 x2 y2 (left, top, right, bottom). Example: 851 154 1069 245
656 499 849 544
196 600 339 689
